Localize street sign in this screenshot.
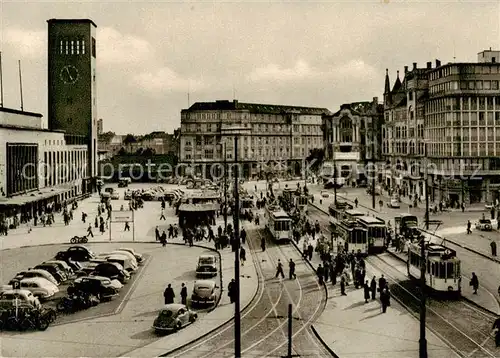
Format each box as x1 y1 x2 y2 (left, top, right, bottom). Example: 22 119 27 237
12 280 20 290
111 210 134 223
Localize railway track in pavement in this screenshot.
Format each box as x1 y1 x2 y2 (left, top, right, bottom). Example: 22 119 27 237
309 202 499 357
168 225 329 358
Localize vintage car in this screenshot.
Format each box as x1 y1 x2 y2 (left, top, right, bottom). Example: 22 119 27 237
195 255 218 278
91 262 130 284
43 260 74 277
152 303 197 334
124 190 133 200
13 278 59 300
387 197 400 209
476 219 493 231
107 250 139 267
56 245 95 262
191 280 219 306
110 191 120 200
72 276 122 300
0 289 42 310
118 248 144 264
320 190 329 198
33 264 67 284
10 269 59 286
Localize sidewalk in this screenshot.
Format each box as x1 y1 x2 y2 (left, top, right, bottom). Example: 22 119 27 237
291 237 457 358
386 247 500 314
125 232 259 356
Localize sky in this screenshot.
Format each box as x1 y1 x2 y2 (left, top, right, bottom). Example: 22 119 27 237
0 0 499 135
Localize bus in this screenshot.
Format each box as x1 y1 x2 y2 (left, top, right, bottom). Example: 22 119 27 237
407 241 461 295
356 216 387 254
335 219 368 255
395 213 419 237
264 205 292 242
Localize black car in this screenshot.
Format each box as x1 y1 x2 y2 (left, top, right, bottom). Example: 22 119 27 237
71 276 121 300
56 245 95 262
91 262 130 284
33 264 67 284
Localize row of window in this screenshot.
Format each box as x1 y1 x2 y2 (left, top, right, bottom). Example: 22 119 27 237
183 146 309 160
426 142 500 157
427 112 500 128
430 64 500 81
181 122 321 134
427 96 500 113
58 37 96 57
182 112 318 122
430 80 500 94
43 150 87 187
184 135 321 147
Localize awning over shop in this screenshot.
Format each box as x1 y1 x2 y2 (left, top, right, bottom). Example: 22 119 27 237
0 186 72 207
178 203 220 212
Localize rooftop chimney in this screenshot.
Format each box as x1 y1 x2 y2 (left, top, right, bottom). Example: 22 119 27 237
404 66 408 73
413 62 417 70
436 59 441 67
427 62 432 69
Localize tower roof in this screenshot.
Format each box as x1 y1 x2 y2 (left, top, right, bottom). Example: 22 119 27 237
384 69 390 94
47 19 97 27
391 71 402 92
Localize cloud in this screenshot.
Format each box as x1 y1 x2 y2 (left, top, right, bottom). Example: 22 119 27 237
97 27 153 65
3 28 46 58
133 67 204 93
247 59 378 83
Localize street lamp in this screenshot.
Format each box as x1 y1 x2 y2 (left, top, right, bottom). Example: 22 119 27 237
221 125 250 358
420 139 429 358
218 141 228 233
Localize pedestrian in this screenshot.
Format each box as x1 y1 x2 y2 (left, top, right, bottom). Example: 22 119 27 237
275 259 285 278
163 284 175 304
180 283 187 305
168 224 174 238
289 259 296 280
240 247 246 266
241 229 247 245
228 279 236 303
491 240 497 257
155 226 160 241
340 276 347 296
124 221 130 231
355 198 358 208
370 276 377 300
261 236 266 252
378 274 387 292
380 287 391 313
307 243 313 261
363 280 370 303
492 316 500 347
467 220 472 234
87 224 94 238
317 264 324 285
161 231 167 247
470 272 479 294
160 209 166 220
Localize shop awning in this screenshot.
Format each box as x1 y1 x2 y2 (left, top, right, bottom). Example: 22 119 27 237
0 186 71 207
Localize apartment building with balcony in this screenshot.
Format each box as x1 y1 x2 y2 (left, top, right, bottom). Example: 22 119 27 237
322 97 383 186
426 49 500 205
382 62 430 202
179 100 329 179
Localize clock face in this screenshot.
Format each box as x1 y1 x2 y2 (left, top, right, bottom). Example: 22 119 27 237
60 65 79 84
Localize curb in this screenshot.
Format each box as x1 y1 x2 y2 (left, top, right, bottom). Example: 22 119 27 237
0 240 159 252
386 247 500 317
158 242 261 357
310 325 340 358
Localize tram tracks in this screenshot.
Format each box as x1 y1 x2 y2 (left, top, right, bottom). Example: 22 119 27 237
367 254 498 358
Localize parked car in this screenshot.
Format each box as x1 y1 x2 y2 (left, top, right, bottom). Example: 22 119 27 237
387 197 400 209
64 260 85 273
0 289 41 310
191 280 219 306
124 190 133 200
55 245 95 262
118 248 144 264
107 250 139 267
106 254 138 273
476 219 493 231
195 255 218 278
111 191 120 200
10 269 59 286
91 262 130 284
43 260 74 277
33 264 67 284
14 278 59 300
152 303 197 334
485 203 495 210
72 276 122 300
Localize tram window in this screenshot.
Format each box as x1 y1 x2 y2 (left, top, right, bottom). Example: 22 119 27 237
275 222 280 231
456 262 460 276
439 262 446 278
431 262 435 275
446 262 454 278
427 260 431 273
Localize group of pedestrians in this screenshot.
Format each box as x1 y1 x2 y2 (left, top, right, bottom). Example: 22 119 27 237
163 283 188 305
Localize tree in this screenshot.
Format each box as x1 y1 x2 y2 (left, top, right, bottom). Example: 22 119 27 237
123 134 137 145
135 147 144 156
306 148 325 173
117 147 126 155
142 147 155 156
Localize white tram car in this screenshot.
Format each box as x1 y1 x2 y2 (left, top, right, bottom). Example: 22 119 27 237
356 216 387 254
335 219 368 255
264 204 292 242
407 242 461 295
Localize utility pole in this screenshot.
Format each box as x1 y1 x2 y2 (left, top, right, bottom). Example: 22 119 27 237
223 141 228 233
333 153 337 205
287 303 293 358
420 141 428 358
372 123 376 209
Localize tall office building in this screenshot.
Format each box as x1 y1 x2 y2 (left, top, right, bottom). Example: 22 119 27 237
47 19 98 192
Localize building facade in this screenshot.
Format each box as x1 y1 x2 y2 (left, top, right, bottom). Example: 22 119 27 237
47 18 98 189
179 100 328 179
323 97 383 185
382 50 500 206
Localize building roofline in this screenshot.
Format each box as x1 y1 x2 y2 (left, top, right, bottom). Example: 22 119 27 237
429 62 500 72
47 18 97 27
0 107 42 117
0 124 65 133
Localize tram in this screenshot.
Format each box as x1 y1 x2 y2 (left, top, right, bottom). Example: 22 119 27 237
344 209 365 222
356 216 387 254
264 204 292 242
335 219 368 255
281 188 308 213
407 241 461 295
328 201 353 221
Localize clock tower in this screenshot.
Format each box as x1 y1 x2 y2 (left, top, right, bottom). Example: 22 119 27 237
47 18 98 185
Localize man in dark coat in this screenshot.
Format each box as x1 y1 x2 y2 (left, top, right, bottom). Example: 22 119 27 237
275 259 285 278
370 276 377 300
316 264 324 285
289 259 296 280
378 274 387 292
470 272 479 294
363 281 371 303
340 276 347 296
380 287 391 313
240 247 246 266
180 283 188 305
164 284 175 304
261 236 266 252
240 229 247 245
155 226 160 241
228 279 236 303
